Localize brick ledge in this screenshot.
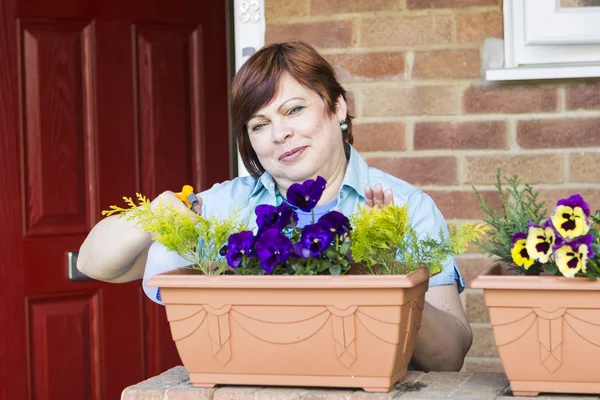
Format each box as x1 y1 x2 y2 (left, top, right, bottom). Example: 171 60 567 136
121 366 600 399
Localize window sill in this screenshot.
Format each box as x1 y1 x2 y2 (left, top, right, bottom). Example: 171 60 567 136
486 63 600 81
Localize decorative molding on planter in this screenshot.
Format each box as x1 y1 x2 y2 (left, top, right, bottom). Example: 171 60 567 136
166 301 423 369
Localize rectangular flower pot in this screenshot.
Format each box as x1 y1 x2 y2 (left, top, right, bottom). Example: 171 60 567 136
471 263 600 397
147 267 429 393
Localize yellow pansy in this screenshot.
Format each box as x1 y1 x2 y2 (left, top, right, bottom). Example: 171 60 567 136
525 225 555 264
511 232 534 269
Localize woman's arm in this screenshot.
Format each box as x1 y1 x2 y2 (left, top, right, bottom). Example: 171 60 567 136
77 191 201 283
411 283 473 371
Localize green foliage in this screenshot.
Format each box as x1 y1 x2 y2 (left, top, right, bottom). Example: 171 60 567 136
349 204 487 275
102 194 248 275
472 170 547 275
349 204 409 272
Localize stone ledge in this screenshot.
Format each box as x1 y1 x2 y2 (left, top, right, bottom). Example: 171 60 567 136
121 367 600 399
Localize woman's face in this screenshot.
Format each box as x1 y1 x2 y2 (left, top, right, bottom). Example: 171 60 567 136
246 74 347 190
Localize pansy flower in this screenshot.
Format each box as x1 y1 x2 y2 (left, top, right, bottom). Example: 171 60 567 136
255 228 292 274
550 194 590 240
511 232 534 269
525 224 556 263
287 176 326 212
225 231 255 268
318 211 351 236
295 224 334 258
554 235 593 278
255 203 298 233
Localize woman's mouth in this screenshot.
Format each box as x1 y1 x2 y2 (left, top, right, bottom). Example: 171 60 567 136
279 146 307 163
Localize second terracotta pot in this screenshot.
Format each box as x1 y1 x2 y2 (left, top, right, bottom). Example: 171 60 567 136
472 263 600 397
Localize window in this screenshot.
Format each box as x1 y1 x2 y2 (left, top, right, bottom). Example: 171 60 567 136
486 0 600 81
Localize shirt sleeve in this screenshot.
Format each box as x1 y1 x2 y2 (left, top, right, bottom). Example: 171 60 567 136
142 242 192 305
404 191 466 294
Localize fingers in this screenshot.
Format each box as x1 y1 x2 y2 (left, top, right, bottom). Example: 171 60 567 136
152 191 203 221
384 188 394 206
364 185 374 208
190 195 203 215
364 184 394 208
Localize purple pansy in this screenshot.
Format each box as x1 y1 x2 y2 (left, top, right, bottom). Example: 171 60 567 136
551 194 591 239
511 231 527 244
573 234 595 258
296 224 334 258
255 203 298 232
286 176 326 212
318 211 351 236
225 231 255 268
557 194 590 217
255 228 292 274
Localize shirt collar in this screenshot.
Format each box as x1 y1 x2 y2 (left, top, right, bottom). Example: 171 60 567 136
248 144 368 200
340 144 368 200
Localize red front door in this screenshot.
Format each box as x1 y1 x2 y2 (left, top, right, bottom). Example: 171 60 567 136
0 1 232 399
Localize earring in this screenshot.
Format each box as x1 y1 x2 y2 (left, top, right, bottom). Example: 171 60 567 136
340 120 348 131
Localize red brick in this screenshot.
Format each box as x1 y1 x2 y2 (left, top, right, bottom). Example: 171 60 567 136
570 153 600 183
465 155 564 185
566 83 600 110
457 12 504 43
363 85 458 117
463 87 558 114
265 0 309 20
360 15 453 47
367 156 458 185
407 0 500 8
426 189 503 220
462 357 505 373
345 90 357 116
468 325 498 358
325 52 405 83
414 121 507 150
466 291 490 323
311 0 403 15
517 118 600 149
413 49 481 79
352 122 405 152
265 20 353 49
457 257 496 288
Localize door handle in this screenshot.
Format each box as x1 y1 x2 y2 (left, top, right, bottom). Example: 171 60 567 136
67 251 92 281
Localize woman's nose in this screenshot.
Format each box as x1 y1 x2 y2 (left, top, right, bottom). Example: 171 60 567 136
272 122 293 143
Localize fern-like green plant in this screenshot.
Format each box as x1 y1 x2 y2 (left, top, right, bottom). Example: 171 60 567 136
472 169 547 275
102 194 248 275
349 204 410 273
349 204 488 275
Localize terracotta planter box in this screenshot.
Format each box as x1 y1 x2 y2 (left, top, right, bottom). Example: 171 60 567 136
147 267 429 393
472 263 600 397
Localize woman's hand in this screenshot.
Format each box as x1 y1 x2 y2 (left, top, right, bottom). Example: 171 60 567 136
151 190 203 218
364 183 394 208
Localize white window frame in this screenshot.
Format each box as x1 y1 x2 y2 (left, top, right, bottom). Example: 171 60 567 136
232 0 265 177
486 0 600 81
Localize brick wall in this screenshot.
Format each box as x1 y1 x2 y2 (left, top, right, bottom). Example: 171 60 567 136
264 0 600 372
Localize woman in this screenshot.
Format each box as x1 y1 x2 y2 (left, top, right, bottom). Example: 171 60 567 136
77 41 472 372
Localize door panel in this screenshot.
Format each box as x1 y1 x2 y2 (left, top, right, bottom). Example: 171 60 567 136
19 20 96 237
0 1 231 399
26 291 102 400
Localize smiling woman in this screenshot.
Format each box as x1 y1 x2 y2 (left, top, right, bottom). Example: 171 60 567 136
77 41 473 372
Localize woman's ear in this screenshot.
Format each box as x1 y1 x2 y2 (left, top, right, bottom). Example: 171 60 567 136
335 95 348 122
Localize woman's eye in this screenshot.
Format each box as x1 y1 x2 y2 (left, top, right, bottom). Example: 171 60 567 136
251 123 266 133
287 106 304 115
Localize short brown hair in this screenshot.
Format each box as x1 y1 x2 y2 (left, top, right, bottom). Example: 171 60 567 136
231 41 353 179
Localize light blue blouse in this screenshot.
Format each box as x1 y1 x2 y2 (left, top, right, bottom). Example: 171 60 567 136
142 144 465 304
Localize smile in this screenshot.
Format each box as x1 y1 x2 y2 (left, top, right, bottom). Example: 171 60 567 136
279 146 307 162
